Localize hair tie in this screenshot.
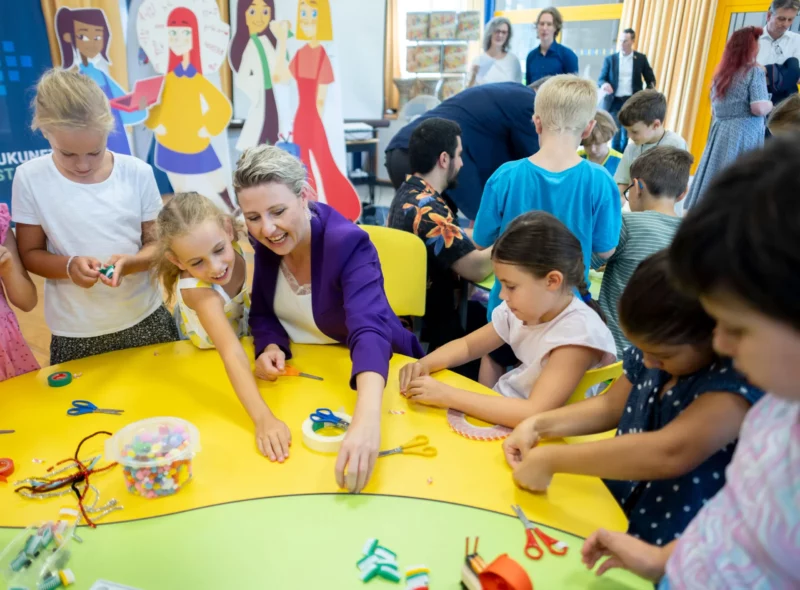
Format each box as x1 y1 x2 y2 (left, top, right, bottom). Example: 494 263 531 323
581 292 592 303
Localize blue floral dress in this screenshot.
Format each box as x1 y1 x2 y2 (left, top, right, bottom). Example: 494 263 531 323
604 347 764 546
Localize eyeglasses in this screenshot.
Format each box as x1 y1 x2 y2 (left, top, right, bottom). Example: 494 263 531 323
623 182 635 201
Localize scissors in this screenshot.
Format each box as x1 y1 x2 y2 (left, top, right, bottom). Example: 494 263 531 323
309 408 350 429
282 366 323 381
379 435 437 458
67 400 124 416
511 504 568 560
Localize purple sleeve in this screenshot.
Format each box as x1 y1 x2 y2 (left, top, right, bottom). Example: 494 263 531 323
249 253 292 360
340 233 396 389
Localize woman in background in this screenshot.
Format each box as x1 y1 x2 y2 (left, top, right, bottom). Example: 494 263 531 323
229 0 291 150
468 17 522 87
684 27 772 210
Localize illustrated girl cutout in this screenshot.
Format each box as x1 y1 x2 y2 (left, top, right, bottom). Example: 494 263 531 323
290 0 361 221
143 6 235 211
229 0 292 150
56 7 146 155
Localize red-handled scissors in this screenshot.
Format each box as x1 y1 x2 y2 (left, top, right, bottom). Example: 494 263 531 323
511 504 568 560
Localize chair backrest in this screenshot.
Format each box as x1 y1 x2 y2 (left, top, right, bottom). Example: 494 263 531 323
361 225 427 317
566 361 623 405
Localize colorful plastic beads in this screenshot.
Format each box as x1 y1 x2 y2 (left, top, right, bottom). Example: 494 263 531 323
120 424 193 498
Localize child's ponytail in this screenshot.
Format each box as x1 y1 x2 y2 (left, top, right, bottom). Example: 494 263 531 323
493 211 605 322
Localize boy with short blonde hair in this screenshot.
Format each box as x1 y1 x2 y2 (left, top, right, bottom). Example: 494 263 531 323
579 110 623 175
473 74 621 378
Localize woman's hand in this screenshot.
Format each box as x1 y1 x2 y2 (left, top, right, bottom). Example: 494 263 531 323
503 416 542 468
255 345 285 381
512 446 555 493
270 20 290 41
403 376 453 408
68 256 101 289
335 418 380 494
581 528 670 581
254 413 292 462
398 361 429 393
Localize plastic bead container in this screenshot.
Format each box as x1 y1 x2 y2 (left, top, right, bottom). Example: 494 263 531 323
105 417 201 498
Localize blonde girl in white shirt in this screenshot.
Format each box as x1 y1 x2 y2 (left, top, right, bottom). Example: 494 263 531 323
12 68 178 364
399 211 617 428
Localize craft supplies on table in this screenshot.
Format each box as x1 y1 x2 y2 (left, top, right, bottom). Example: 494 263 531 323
105 417 200 499
0 430 14 435
358 538 403 584
0 458 14 483
447 409 512 441
378 436 437 458
282 366 323 381
461 537 532 590
301 410 352 454
47 372 72 388
512 504 568 560
98 265 115 279
67 401 124 417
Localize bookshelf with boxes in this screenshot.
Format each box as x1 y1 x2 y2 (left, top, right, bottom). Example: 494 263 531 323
396 11 481 111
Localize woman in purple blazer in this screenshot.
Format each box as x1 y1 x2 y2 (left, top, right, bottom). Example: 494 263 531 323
234 145 423 494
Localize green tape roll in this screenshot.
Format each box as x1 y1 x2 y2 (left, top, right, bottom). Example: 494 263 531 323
47 372 72 388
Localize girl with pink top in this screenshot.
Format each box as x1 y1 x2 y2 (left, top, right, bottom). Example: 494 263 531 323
0 203 39 379
580 133 800 587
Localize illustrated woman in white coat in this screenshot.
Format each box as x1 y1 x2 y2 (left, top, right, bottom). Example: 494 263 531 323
229 0 290 150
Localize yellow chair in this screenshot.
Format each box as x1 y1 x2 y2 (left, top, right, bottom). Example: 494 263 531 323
566 361 623 405
565 361 623 443
361 225 427 318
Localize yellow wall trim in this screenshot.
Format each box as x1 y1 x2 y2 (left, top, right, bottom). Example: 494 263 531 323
497 4 624 24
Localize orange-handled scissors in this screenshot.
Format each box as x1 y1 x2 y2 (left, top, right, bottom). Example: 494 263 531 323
511 504 568 560
282 366 323 381
378 435 437 458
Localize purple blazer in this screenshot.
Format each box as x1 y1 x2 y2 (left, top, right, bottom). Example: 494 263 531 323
249 202 424 388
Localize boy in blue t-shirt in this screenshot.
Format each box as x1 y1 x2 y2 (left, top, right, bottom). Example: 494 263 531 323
473 75 621 377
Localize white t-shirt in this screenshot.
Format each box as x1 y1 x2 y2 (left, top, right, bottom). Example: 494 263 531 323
11 153 164 338
616 51 634 97
472 52 523 85
491 298 617 399
757 30 800 66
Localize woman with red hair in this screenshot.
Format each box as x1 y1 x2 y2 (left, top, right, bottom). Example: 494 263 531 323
144 7 234 211
685 26 773 209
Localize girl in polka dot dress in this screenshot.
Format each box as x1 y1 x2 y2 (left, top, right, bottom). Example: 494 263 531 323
503 251 763 546
580 136 800 588
0 203 39 380
154 192 291 464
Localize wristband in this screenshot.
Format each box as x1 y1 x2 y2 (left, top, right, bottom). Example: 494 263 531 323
65 256 76 284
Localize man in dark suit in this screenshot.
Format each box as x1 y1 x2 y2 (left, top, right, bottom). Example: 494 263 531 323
598 28 657 152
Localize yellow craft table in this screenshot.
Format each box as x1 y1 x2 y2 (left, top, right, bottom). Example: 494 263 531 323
0 341 648 589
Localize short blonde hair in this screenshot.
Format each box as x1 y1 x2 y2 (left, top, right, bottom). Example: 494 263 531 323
31 68 114 134
234 145 309 197
768 94 800 133
534 75 597 135
153 192 245 305
582 110 618 146
296 0 333 42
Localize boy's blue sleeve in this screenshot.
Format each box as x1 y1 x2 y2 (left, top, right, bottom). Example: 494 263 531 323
592 173 622 253
473 171 505 248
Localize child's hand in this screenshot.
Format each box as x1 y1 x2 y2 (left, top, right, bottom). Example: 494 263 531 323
503 416 542 468
99 254 129 288
336 418 380 494
0 246 13 278
512 447 554 493
581 528 669 581
255 345 285 381
255 414 292 462
69 256 102 289
399 361 429 393
404 376 452 408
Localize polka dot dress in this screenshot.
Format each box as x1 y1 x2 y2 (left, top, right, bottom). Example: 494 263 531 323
604 347 765 546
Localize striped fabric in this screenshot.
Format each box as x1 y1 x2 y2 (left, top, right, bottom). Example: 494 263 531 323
592 211 681 357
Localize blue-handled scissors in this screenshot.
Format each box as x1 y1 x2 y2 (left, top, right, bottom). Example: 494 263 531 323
309 408 349 429
67 400 124 416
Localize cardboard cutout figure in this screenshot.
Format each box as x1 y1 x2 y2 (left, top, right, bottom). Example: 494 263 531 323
55 7 145 155
229 0 292 150
137 0 235 211
289 0 360 221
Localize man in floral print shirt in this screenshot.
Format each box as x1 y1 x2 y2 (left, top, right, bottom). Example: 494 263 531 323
388 118 494 355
